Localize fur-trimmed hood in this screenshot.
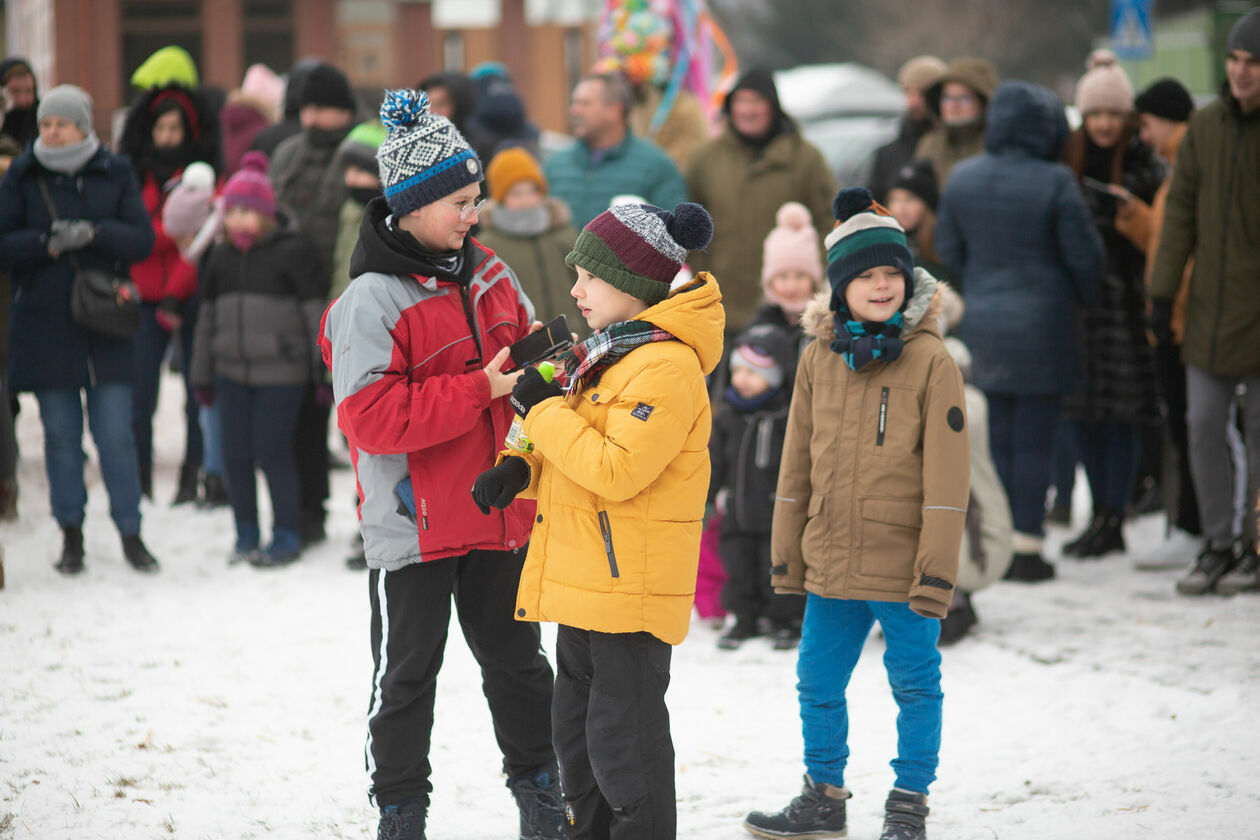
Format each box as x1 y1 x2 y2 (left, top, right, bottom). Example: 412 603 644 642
803 266 945 343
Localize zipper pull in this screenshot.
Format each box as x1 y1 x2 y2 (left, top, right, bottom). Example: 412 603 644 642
877 387 888 446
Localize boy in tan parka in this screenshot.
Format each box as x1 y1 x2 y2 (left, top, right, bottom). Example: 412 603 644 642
744 188 969 840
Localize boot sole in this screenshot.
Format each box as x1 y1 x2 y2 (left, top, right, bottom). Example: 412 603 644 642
743 821 847 839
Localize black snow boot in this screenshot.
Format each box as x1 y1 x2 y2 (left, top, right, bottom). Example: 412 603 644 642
770 619 802 651
55 525 85 575
377 798 427 840
507 763 566 839
879 788 929 840
1074 509 1125 558
1003 552 1055 582
172 462 200 505
199 472 229 509
1062 511 1105 557
937 592 977 646
121 534 160 573
718 614 761 650
743 775 851 838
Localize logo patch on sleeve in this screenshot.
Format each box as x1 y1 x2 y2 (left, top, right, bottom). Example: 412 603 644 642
631 402 655 421
947 406 965 432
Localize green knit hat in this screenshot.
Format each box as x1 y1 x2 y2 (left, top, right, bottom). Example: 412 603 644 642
566 202 713 306
338 121 387 175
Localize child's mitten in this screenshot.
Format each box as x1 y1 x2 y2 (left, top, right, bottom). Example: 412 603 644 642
471 457 531 514
509 366 562 418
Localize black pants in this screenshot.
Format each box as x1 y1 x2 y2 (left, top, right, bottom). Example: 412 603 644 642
293 384 329 521
1156 342 1201 535
365 548 556 807
553 626 675 840
719 531 805 622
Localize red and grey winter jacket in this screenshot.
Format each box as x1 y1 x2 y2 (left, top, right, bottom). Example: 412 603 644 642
131 170 198 303
320 197 538 570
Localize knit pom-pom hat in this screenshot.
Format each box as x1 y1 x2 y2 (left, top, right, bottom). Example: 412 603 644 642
222 150 275 216
162 161 217 236
376 88 483 217
761 202 824 292
566 202 713 306
824 187 915 312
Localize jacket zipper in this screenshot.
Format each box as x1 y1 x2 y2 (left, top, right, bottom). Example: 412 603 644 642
459 281 484 369
876 387 889 446
1207 117 1243 373
71 175 98 389
598 510 619 578
238 248 250 382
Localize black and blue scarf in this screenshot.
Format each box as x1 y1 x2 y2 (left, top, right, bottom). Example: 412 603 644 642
830 311 905 370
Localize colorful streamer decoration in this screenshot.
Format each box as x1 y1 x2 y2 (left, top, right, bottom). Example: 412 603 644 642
593 0 739 132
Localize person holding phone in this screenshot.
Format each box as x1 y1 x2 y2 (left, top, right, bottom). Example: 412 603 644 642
1060 55 1166 559
319 88 564 840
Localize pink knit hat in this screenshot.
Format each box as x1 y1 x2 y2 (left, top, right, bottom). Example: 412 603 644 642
241 63 284 115
761 201 824 292
222 151 275 216
1074 54 1134 115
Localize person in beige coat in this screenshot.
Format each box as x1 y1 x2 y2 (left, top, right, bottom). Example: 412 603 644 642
744 189 968 840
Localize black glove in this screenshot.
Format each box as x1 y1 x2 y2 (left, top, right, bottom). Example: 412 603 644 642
48 219 95 257
1149 299 1173 346
509 366 562 418
471 457 531 515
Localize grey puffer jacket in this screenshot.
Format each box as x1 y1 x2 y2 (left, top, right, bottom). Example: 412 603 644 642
190 208 324 389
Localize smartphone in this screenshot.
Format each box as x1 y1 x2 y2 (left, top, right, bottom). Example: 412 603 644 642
506 314 572 372
1080 176 1117 196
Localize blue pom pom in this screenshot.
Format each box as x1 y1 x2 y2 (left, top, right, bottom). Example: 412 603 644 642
380 88 430 130
666 202 713 251
832 187 875 223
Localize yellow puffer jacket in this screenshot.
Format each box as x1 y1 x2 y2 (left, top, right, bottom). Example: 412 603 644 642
509 273 725 644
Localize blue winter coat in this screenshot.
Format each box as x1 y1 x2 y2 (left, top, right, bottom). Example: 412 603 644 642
935 81 1104 395
0 147 154 392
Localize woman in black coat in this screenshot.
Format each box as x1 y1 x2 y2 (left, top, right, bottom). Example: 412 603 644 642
1061 59 1165 558
0 85 159 574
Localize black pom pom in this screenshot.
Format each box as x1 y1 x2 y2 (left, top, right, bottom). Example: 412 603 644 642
667 202 713 251
832 187 875 223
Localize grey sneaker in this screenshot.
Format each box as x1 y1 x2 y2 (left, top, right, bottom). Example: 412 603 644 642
1215 548 1259 595
1175 544 1237 595
744 775 851 838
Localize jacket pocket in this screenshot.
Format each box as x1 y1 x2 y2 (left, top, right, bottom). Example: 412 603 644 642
857 497 922 583
598 510 619 578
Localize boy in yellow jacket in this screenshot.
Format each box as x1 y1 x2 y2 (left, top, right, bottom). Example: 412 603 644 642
744 188 969 840
472 201 723 839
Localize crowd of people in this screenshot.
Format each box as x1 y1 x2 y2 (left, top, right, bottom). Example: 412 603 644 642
1 6 1259 840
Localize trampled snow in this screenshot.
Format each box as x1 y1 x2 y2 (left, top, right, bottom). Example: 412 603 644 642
2 374 1258 839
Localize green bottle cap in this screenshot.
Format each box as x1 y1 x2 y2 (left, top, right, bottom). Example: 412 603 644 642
538 361 555 383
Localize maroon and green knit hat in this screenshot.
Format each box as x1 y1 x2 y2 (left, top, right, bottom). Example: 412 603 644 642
565 202 713 306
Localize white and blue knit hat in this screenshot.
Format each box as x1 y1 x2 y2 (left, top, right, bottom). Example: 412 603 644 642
376 88 483 217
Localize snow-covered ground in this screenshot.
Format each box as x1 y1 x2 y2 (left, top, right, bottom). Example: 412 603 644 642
3 373 1259 840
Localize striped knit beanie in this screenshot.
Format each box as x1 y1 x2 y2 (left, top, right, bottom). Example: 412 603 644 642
825 187 915 312
566 202 713 306
376 88 483 217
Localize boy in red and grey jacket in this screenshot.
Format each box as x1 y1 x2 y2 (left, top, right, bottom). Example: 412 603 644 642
319 89 564 840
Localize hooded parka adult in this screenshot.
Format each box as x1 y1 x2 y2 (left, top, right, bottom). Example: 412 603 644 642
509 273 725 646
914 58 999 189
0 146 155 392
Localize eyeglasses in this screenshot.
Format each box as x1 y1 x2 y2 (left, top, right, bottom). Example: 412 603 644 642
940 93 978 105
439 197 487 221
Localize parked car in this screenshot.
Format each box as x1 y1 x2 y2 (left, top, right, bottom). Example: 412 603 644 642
774 63 904 188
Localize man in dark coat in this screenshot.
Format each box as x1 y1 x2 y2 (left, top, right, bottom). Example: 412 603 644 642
1150 9 1260 595
0 57 39 151
269 61 358 545
868 56 946 203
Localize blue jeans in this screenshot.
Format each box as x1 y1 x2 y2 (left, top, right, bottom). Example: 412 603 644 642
35 383 143 535
133 301 202 472
1072 420 1138 514
987 393 1061 537
797 594 942 795
217 378 303 535
199 403 223 476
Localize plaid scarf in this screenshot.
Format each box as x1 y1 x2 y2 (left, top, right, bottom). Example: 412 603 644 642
830 310 905 370
558 320 676 392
